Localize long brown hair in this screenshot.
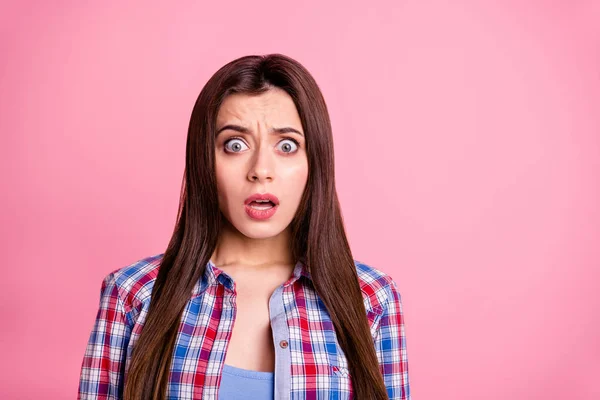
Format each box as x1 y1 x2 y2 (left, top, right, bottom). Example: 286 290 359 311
123 53 388 399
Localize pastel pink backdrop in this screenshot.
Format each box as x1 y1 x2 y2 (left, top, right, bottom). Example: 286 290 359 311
1 1 598 399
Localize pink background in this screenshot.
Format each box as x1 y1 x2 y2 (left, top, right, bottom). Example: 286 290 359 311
1 1 598 399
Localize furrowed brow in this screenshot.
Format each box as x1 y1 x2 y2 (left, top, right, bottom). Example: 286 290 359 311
216 124 303 137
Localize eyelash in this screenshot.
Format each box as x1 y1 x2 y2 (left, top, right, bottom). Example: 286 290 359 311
223 136 300 152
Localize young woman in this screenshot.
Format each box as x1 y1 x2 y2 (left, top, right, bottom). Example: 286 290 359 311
78 53 410 400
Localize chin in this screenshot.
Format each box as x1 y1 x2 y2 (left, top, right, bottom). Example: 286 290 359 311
236 223 285 239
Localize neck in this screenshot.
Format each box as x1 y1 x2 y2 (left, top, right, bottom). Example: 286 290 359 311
210 218 295 269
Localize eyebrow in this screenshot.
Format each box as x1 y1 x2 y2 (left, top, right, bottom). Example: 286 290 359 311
216 124 304 137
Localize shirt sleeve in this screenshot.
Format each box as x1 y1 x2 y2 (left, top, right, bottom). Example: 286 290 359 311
78 272 132 399
373 279 411 399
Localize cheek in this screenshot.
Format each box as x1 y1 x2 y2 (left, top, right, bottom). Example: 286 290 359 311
281 162 309 193
215 163 239 204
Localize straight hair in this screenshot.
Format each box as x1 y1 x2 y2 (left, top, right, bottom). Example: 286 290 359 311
123 53 389 399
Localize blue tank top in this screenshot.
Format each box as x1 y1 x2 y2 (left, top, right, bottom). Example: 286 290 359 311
218 363 274 399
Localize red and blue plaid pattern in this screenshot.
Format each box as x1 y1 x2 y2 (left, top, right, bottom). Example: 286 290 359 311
78 253 410 399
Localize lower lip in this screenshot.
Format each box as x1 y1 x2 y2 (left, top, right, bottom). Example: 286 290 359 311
245 203 278 220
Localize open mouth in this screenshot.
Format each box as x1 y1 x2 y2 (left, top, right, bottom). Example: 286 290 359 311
244 193 279 220
248 200 276 210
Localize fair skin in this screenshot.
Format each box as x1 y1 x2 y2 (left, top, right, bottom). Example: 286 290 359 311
211 87 309 372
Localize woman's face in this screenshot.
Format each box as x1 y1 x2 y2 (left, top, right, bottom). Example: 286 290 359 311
214 87 308 239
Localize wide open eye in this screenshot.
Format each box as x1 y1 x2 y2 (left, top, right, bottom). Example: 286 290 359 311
277 138 299 154
224 138 249 153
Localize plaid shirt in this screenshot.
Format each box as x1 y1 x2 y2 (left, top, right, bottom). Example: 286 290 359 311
78 253 410 399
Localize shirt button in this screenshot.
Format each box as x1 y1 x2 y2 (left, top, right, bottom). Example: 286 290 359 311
279 340 288 349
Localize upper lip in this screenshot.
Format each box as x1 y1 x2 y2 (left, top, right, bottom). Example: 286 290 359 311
244 193 279 205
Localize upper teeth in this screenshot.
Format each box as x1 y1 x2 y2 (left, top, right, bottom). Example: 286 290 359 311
255 200 271 203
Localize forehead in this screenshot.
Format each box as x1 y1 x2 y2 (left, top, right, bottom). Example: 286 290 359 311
216 88 301 126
